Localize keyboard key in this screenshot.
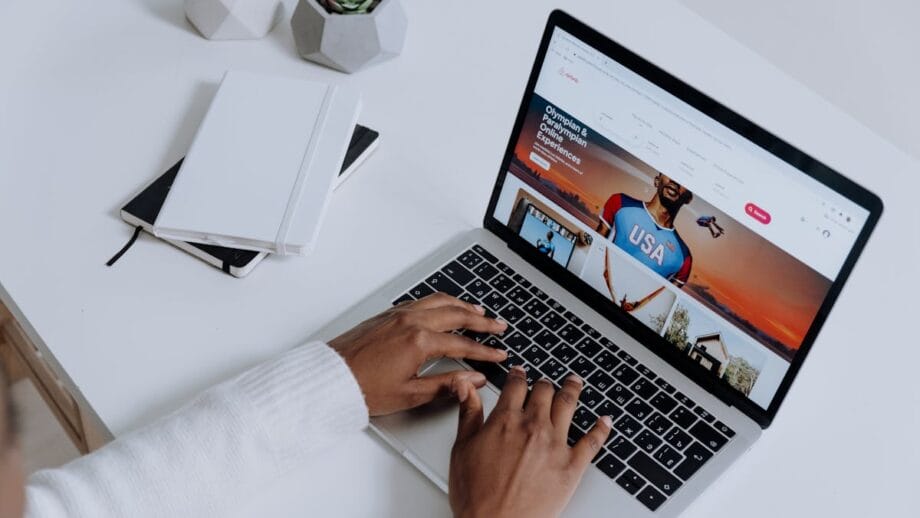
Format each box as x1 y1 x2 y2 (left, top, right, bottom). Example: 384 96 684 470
615 469 645 495
458 249 484 269
408 282 435 299
693 406 716 423
635 363 656 381
538 358 567 381
570 356 596 378
636 486 667 511
522 298 550 318
625 399 652 421
616 350 638 366
499 304 526 325
582 325 602 340
516 316 542 337
489 274 516 293
562 311 585 327
612 364 640 385
669 406 697 429
507 286 532 306
539 311 567 331
608 435 638 460
654 444 683 470
579 385 604 408
574 337 602 358
500 350 524 370
664 428 692 451
457 291 479 306
674 442 713 480
650 392 678 415
392 293 413 305
607 383 634 407
645 412 674 436
472 245 497 263
425 272 463 297
596 453 626 479
673 391 695 409
503 332 531 352
689 421 728 452
461 328 489 343
483 336 504 349
441 261 475 287
613 415 641 438
557 323 585 345
472 262 499 281
522 345 550 366
628 452 682 496
482 291 509 312
714 420 736 438
596 399 624 421
573 407 598 431
587 371 615 393
631 378 658 400
533 329 561 350
529 286 549 300
567 425 585 445
496 262 514 275
465 280 490 299
634 430 662 454
600 337 620 352
593 350 620 371
654 378 677 394
550 343 578 364
547 299 565 313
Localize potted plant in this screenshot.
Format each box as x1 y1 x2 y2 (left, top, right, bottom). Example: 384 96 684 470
291 0 408 73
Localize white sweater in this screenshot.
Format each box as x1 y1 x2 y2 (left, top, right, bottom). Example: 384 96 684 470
25 341 369 517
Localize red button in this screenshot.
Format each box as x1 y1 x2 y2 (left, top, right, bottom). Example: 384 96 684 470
745 203 771 224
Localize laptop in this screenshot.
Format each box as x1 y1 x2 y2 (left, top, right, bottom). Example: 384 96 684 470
313 10 882 517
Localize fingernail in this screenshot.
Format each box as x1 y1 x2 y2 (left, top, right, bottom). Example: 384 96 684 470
511 365 526 373
474 305 486 314
601 415 613 427
566 374 582 385
537 376 552 384
470 372 486 384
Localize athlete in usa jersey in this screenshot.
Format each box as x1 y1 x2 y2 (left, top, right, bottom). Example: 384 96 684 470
597 173 693 287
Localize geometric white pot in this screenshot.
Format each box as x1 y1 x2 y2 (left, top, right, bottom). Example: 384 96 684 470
291 0 408 74
185 0 285 40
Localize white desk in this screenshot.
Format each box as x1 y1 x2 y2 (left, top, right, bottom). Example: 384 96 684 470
1 0 918 516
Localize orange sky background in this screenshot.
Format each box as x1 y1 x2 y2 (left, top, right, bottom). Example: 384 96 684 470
511 95 830 354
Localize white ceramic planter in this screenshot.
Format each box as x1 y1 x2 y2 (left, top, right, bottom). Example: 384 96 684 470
291 0 408 74
185 0 284 40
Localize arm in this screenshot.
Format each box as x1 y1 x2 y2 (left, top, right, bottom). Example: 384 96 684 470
597 194 623 239
26 342 368 518
26 294 508 518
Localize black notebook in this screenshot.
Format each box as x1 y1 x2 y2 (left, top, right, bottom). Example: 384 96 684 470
113 124 380 277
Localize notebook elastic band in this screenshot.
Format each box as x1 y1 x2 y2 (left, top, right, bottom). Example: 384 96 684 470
106 226 143 267
274 86 337 255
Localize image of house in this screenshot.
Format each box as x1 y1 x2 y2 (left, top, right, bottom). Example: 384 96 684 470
687 332 730 378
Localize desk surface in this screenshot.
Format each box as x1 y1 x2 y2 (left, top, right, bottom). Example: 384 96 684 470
1 0 918 516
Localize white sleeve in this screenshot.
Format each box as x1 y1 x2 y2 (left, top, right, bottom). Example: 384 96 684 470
24 341 369 518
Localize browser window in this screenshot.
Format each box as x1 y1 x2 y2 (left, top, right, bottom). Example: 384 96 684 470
491 28 870 409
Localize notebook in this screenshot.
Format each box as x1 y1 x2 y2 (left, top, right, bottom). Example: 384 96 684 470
115 125 380 277
153 70 362 255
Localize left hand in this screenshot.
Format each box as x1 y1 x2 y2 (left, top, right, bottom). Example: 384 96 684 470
330 293 509 416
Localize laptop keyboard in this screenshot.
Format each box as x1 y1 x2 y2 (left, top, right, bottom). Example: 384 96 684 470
392 244 735 512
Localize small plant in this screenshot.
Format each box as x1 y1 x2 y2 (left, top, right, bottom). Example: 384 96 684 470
317 0 382 14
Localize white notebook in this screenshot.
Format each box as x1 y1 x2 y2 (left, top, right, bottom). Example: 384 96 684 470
153 70 361 255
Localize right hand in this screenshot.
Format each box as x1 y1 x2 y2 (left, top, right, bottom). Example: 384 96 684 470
448 367 613 518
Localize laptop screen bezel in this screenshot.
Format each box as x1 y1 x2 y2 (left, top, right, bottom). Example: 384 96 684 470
482 9 883 428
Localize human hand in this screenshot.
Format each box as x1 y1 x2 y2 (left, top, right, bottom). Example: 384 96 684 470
448 368 613 518
329 293 508 416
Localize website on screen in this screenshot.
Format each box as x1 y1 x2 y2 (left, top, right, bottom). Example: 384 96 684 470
491 28 869 409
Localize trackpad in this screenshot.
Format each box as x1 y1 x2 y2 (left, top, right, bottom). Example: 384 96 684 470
370 358 501 488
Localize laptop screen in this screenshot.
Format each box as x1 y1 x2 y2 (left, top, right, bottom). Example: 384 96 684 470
488 26 872 412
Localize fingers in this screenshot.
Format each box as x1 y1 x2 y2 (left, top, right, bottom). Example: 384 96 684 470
454 378 484 443
409 370 487 408
525 377 555 420
409 292 482 314
416 305 507 335
550 375 583 431
493 365 529 413
570 416 613 470
422 332 507 363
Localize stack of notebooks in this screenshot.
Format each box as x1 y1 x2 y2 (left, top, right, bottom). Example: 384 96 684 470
114 70 379 277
